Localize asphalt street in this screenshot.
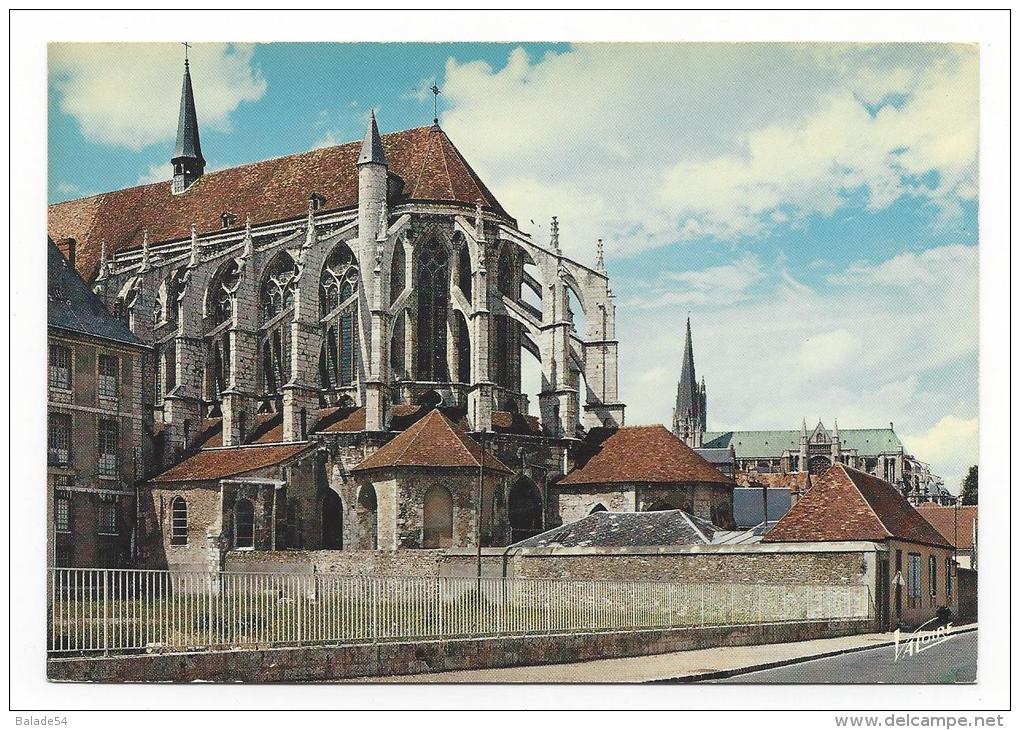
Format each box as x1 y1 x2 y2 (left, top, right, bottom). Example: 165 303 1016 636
708 629 977 684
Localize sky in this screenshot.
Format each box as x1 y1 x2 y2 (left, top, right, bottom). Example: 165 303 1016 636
48 42 979 491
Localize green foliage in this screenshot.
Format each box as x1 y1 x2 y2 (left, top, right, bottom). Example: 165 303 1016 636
960 465 978 505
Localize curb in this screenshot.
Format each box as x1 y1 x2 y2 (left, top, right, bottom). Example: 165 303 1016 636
656 623 978 683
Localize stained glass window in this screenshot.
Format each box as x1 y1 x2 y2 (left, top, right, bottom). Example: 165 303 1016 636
416 242 450 381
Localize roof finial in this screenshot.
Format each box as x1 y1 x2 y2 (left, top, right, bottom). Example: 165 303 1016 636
431 82 441 126
474 199 485 241
139 229 150 272
550 216 560 254
595 238 605 272
188 224 200 267
242 214 254 259
97 240 109 280
182 41 191 65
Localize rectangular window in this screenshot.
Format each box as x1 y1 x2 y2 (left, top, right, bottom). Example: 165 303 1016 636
98 495 118 535
54 496 71 532
946 557 953 598
49 344 72 390
98 354 119 398
929 555 938 604
98 419 118 476
48 412 71 465
907 553 922 605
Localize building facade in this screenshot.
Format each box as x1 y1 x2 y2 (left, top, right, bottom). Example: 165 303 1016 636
48 239 152 567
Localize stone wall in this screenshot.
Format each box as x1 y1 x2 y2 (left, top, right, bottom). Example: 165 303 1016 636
554 482 735 529
223 548 443 577
48 618 872 682
440 542 879 587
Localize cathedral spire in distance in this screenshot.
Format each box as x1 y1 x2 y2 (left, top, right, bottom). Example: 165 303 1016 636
171 49 205 194
673 316 707 446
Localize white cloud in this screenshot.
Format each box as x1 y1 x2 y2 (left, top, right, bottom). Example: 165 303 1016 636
50 43 266 150
440 44 977 257
136 162 168 185
903 416 979 492
54 181 79 195
626 254 764 308
799 330 864 376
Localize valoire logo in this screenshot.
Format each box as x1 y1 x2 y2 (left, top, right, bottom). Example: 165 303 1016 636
893 617 953 661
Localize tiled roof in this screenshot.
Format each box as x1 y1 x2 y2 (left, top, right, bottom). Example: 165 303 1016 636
703 427 903 458
491 409 543 436
48 124 509 281
917 504 977 550
559 425 733 486
511 509 722 548
149 442 315 483
47 238 145 348
763 464 952 548
352 408 510 474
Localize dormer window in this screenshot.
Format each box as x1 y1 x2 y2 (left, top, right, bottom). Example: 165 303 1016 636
309 192 326 211
221 212 237 229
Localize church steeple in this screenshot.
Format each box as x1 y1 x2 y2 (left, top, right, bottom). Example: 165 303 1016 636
672 316 707 446
357 110 387 167
171 55 205 194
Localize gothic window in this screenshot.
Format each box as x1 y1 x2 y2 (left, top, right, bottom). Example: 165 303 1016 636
390 240 406 305
415 240 450 381
507 477 543 542
49 344 71 390
422 485 454 548
208 260 240 327
170 496 188 545
356 485 378 550
321 491 343 550
808 455 831 475
320 243 359 390
260 252 297 323
457 238 471 301
234 499 255 549
455 311 471 384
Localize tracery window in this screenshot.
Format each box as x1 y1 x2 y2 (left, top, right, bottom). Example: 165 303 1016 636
260 253 297 322
319 244 359 389
415 240 450 381
208 260 240 326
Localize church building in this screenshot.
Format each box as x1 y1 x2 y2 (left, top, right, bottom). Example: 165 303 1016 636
48 58 736 570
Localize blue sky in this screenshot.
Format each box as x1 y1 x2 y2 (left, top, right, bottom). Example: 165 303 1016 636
48 42 979 489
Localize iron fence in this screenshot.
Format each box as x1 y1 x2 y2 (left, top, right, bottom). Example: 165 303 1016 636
47 567 873 655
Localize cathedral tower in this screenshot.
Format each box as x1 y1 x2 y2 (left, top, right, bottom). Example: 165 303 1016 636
171 57 205 194
672 317 707 447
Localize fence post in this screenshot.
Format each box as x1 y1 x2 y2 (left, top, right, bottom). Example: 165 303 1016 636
102 569 110 656
371 579 378 644
207 574 214 648
700 584 705 627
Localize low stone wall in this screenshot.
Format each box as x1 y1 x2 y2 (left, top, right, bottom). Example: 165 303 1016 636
48 618 872 683
223 549 443 577
441 542 879 587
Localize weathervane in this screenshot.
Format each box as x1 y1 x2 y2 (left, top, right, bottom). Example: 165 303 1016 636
430 82 441 125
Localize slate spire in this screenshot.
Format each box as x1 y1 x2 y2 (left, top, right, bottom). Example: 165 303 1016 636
673 316 706 444
171 58 205 194
357 110 386 166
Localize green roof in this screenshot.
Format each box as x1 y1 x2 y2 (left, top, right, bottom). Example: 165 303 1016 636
703 428 903 459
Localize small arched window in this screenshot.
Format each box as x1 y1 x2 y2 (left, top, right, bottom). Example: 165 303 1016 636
234 498 255 549
170 497 188 545
422 485 454 548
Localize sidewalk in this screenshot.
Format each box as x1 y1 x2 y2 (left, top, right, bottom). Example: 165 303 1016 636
354 623 976 683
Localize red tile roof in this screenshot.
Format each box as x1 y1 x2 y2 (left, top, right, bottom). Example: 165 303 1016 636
916 504 977 550
763 464 953 548
48 125 509 281
559 425 734 486
352 408 510 474
149 442 315 483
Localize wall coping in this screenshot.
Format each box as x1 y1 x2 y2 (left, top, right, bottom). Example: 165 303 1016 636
443 541 885 558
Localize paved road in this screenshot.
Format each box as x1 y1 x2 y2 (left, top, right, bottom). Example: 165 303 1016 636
709 630 976 684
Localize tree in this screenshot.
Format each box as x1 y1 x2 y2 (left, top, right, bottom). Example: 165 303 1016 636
960 465 978 505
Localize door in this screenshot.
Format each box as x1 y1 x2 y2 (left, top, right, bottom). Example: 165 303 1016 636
877 557 890 632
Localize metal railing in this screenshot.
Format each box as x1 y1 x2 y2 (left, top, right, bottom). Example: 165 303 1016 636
47 567 873 655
